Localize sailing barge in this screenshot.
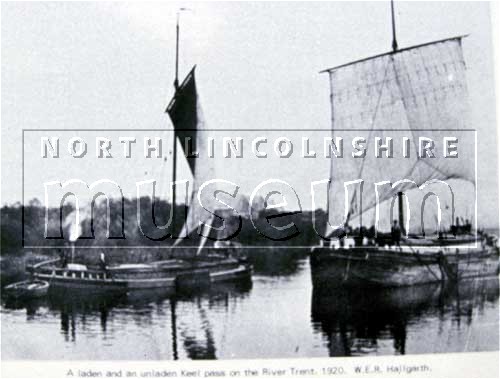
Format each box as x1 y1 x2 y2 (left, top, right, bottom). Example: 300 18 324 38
31 16 252 294
310 5 500 288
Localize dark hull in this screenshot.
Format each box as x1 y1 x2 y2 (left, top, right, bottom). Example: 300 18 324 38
310 245 499 288
32 257 252 294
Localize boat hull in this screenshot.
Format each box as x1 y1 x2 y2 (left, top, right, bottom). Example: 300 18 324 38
3 280 49 299
310 245 499 289
32 258 252 294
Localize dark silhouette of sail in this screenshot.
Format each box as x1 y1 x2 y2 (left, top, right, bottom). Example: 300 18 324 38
167 66 199 175
166 67 218 238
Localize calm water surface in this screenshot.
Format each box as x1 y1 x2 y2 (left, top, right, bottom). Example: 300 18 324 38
1 256 498 360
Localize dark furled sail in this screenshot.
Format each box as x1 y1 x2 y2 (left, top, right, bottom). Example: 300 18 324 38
167 66 199 174
166 67 218 239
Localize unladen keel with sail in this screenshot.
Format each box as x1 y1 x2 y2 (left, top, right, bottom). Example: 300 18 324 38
31 17 252 295
32 69 252 294
309 5 499 289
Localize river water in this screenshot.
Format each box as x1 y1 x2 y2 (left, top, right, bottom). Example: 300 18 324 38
1 254 498 360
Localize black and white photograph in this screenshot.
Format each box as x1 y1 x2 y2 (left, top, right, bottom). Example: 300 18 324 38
1 1 499 377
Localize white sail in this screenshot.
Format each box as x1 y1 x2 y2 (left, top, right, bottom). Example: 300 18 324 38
325 37 475 231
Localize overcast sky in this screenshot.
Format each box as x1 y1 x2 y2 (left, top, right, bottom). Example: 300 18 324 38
1 2 498 227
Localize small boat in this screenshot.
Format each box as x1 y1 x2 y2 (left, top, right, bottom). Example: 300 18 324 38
3 280 49 299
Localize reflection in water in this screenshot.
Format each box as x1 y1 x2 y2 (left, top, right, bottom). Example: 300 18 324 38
311 277 499 356
54 281 249 360
246 248 307 276
170 299 178 360
2 281 252 360
180 297 217 359
1 258 498 360
51 289 124 343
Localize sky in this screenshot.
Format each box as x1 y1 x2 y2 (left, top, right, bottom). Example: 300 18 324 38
1 1 499 228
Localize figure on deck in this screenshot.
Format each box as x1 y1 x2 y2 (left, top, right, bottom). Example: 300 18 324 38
99 252 111 278
58 249 67 268
464 219 472 233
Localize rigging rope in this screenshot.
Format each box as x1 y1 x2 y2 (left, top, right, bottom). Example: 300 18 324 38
405 242 442 282
346 57 393 225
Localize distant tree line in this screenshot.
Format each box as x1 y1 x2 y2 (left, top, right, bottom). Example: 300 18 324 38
1 197 329 255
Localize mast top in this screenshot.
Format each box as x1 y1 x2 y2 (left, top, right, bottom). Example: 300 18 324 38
391 0 398 52
174 8 192 91
319 35 467 74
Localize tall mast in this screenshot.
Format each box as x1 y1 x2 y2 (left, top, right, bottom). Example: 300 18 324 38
343 0 398 233
171 8 191 236
171 12 179 235
391 0 398 52
171 119 178 237
174 12 180 90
